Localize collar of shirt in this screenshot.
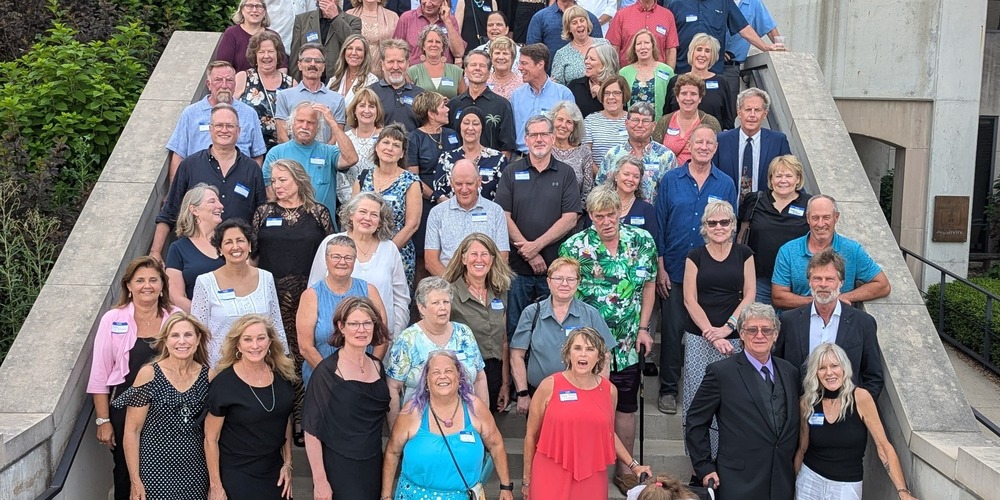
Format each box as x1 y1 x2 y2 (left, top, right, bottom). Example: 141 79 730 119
810 299 843 322
739 128 761 145
636 1 658 13
379 80 413 91
539 296 584 321
802 231 844 257
448 195 484 212
744 349 774 378
296 82 330 95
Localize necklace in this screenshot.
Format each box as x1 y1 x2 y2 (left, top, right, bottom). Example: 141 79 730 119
134 310 156 327
355 236 377 258
466 280 487 304
346 353 368 373
372 168 400 192
620 194 636 217
426 129 444 150
432 398 461 428
249 383 276 412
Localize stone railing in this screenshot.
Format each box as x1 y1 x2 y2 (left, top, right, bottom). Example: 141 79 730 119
746 51 1000 500
0 31 220 499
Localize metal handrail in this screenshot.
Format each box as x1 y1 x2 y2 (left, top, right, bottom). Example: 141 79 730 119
34 397 94 500
900 246 1000 377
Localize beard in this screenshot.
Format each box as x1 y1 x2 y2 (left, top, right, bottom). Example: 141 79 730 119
215 90 233 104
386 71 405 86
811 288 840 305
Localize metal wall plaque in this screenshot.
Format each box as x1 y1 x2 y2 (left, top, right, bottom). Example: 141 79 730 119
932 196 969 242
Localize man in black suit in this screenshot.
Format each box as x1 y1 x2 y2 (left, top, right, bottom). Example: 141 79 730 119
287 0 361 80
774 248 885 399
713 87 791 199
685 302 800 500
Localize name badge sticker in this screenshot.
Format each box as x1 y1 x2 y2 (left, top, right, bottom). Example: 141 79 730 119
310 157 325 165
706 80 720 90
441 78 455 87
707 195 722 204
636 266 648 278
447 133 459 145
265 217 282 227
657 69 671 80
618 129 629 136
459 431 476 443
479 167 493 177
456 350 467 361
234 183 250 198
454 108 463 120
471 211 488 222
656 25 667 35
789 205 805 217
482 5 491 11
808 413 825 426
666 127 681 136
685 14 698 22
559 390 579 402
111 322 129 334
306 31 319 43
401 96 414 105
564 327 577 337
630 216 646 225
199 122 210 132
490 298 504 310
218 289 236 301
514 171 530 181
384 194 398 202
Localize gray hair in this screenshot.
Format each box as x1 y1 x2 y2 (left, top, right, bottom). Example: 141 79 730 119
524 114 554 135
297 42 326 60
381 38 410 61
585 185 622 214
604 156 647 201
737 302 781 333
415 276 453 307
465 49 492 69
547 101 585 146
339 191 396 241
289 101 320 140
627 102 655 120
175 183 220 238
737 87 771 113
589 44 620 82
325 234 357 253
699 200 736 242
418 24 450 54
806 194 840 216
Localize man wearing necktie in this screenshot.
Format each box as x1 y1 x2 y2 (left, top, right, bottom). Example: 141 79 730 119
714 88 791 201
686 302 800 499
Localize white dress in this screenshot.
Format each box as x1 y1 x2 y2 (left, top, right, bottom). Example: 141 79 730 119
190 269 288 367
308 233 410 338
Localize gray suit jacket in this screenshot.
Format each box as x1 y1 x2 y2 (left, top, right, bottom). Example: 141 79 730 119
287 10 362 81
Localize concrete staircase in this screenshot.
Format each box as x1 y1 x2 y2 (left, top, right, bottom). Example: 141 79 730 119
289 369 693 499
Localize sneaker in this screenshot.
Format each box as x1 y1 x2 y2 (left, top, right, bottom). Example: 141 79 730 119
613 473 640 495
642 362 658 377
658 394 677 414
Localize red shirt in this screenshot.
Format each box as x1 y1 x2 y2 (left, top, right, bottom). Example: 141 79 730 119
392 10 466 65
606 2 680 67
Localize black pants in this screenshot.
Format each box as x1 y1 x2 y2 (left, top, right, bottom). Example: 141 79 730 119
109 404 130 500
484 357 504 410
513 2 545 44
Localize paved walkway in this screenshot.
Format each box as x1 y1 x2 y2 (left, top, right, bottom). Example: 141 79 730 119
946 343 1000 444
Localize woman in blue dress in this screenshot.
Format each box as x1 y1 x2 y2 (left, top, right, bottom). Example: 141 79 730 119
382 350 515 500
354 124 422 288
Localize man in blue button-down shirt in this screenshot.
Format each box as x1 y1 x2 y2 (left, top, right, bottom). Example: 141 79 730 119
526 0 604 65
653 124 736 414
511 44 574 153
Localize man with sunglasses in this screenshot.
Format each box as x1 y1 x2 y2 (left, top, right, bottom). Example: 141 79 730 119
287 0 362 80
654 125 736 415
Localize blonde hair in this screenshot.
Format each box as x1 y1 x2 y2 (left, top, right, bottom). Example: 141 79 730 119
801 343 856 423
152 312 212 367
561 6 592 41
215 314 298 381
625 29 662 65
767 155 806 191
686 33 720 69
441 233 514 293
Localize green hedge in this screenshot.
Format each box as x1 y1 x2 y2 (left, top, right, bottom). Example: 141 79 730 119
925 277 1000 366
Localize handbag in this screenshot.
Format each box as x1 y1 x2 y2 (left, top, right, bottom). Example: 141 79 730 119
736 191 764 245
430 404 487 500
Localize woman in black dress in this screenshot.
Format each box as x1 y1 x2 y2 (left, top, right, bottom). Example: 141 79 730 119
205 313 297 499
303 296 391 499
252 158 335 443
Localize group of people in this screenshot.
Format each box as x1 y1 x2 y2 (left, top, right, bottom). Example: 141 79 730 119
84 0 922 499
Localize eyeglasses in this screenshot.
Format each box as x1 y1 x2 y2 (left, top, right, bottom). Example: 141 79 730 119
604 90 624 97
549 276 579 284
628 117 653 125
300 57 325 64
741 327 776 337
212 123 238 130
526 132 552 139
345 321 375 331
326 254 357 263
244 3 266 10
705 219 732 228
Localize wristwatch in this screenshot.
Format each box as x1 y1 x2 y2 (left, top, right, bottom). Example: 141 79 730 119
516 390 529 398
499 482 514 491
95 417 111 426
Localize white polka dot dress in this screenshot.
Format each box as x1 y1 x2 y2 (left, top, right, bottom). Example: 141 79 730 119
113 363 210 499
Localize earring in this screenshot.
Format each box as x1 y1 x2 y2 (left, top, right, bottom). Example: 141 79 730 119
236 351 243 360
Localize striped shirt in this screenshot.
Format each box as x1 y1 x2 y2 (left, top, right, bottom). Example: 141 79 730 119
583 112 628 170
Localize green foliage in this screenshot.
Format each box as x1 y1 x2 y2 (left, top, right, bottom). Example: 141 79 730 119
879 169 893 224
0 179 61 362
985 174 1000 251
925 278 1000 366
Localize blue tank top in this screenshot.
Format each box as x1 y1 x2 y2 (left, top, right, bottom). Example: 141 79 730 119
301 277 368 386
398 402 484 496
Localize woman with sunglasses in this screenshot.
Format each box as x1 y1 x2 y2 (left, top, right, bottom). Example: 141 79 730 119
681 200 755 455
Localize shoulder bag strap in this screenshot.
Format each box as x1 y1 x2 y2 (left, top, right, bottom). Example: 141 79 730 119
430 405 475 498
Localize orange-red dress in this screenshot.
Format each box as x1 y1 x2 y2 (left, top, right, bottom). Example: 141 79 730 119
529 373 616 499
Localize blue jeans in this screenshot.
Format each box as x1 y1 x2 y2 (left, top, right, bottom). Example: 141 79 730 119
506 273 550 341
659 281 686 396
755 277 773 305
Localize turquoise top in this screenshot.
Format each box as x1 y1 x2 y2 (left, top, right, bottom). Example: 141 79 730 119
397 402 484 498
301 277 368 386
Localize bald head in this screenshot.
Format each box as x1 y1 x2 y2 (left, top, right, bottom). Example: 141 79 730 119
451 159 481 209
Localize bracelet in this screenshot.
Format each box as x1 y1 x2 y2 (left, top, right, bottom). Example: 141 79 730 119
628 458 640 469
898 488 910 495
516 390 529 397
638 326 649 331
281 463 292 471
499 482 514 491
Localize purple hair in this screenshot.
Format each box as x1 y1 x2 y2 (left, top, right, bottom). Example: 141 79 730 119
408 350 478 416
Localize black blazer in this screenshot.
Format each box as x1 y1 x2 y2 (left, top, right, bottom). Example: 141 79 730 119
714 127 792 192
774 302 884 400
685 353 800 500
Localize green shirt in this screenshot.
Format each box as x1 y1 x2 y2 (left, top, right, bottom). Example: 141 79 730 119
560 224 657 370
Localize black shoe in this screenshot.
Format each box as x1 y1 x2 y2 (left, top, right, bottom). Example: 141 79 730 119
293 425 305 447
642 362 658 377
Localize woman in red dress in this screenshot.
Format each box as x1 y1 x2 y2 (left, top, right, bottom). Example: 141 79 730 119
523 327 653 499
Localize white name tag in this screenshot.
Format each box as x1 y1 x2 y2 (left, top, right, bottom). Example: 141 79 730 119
447 134 459 144
383 194 398 202
656 25 667 35
706 80 720 90
456 350 467 361
630 216 645 225
666 127 681 136
266 217 282 227
618 129 629 136
808 413 825 426
459 431 476 443
490 298 504 310
636 266 648 278
514 171 530 181
306 32 319 42
789 205 805 217
310 157 325 165
686 15 698 22
402 96 414 105
657 69 671 80
441 78 455 87
707 195 722 204
471 211 488 222
558 390 578 402
199 123 210 132
564 327 576 337
217 289 236 300
482 5 491 11
234 183 250 198
479 167 493 177
111 322 129 334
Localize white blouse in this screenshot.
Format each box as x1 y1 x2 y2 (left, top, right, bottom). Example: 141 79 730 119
191 269 288 367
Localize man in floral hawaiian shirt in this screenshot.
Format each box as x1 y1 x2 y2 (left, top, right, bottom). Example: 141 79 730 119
558 184 657 493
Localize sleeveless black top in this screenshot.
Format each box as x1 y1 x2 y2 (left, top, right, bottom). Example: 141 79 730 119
803 388 868 482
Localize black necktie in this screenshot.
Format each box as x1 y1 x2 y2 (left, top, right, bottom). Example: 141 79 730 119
741 137 753 197
761 365 774 390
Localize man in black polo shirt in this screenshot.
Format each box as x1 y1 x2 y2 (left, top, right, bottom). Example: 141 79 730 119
149 103 267 264
368 39 423 131
494 114 583 340
447 49 516 157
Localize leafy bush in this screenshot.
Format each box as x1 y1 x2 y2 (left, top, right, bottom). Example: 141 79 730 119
879 169 893 224
925 278 1000 366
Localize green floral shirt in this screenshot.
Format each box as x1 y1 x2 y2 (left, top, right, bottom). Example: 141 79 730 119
559 224 657 370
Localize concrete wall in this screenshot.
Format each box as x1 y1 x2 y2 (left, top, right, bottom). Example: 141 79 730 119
0 32 220 499
745 50 1000 500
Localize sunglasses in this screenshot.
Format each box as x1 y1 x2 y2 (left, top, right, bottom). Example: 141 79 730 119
705 219 732 228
